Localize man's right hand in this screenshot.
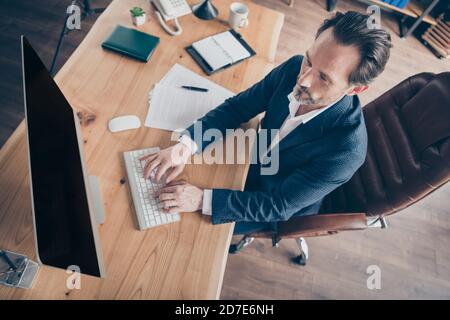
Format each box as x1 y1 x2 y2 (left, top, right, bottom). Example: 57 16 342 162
138 143 191 183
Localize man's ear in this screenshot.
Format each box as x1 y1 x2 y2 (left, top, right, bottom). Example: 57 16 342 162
347 85 368 96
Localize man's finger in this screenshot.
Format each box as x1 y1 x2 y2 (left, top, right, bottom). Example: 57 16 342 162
166 179 187 187
144 159 160 179
158 192 175 201
160 200 178 209
138 152 158 161
144 157 160 175
155 162 171 182
165 166 184 183
162 206 181 214
156 185 178 195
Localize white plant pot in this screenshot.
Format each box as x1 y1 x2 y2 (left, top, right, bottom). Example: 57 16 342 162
132 14 146 26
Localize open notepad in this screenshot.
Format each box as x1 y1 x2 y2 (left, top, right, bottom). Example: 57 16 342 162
144 64 235 131
186 29 256 75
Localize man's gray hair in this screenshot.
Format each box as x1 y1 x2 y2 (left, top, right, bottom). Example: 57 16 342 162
316 11 393 85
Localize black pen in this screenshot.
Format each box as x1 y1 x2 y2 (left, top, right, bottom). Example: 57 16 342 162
181 85 209 92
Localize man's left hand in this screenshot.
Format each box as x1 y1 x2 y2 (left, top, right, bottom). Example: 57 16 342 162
155 181 203 213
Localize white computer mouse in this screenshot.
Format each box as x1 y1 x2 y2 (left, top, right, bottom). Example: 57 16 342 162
108 115 141 133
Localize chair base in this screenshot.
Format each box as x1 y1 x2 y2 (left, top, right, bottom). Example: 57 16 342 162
229 236 309 267
229 236 254 254
291 253 307 266
293 237 309 266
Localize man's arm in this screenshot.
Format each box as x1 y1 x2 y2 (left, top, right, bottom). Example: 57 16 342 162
183 56 300 153
141 56 300 183
209 150 363 224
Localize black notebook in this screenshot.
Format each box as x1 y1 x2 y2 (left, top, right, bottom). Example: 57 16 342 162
186 29 256 75
101 25 160 62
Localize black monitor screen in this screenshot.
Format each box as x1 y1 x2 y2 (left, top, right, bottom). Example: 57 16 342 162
22 37 102 277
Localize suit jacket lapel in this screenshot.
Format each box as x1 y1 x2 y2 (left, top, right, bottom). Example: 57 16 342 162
278 116 324 152
278 95 352 152
259 94 290 149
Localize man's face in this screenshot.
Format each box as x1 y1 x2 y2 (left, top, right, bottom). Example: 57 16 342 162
293 28 362 107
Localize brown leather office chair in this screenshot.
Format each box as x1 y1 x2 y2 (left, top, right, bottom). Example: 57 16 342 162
231 72 450 265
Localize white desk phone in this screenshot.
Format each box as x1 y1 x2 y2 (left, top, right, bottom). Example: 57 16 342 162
150 0 192 36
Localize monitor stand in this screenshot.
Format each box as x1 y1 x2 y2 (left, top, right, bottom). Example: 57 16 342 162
89 176 105 225
0 177 105 289
0 250 39 289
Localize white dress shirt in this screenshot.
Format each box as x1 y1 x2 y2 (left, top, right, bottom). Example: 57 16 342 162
179 91 345 215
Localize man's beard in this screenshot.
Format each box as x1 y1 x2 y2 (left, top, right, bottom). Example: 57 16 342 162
293 85 317 105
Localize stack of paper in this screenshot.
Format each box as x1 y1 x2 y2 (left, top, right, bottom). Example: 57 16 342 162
145 64 235 131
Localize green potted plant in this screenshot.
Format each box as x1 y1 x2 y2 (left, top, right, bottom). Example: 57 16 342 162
130 7 146 26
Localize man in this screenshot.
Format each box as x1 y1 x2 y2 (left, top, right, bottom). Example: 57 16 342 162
139 11 392 234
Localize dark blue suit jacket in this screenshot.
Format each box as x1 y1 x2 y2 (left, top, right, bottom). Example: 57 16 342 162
185 55 368 225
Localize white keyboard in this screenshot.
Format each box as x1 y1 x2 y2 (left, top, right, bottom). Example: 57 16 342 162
123 147 180 230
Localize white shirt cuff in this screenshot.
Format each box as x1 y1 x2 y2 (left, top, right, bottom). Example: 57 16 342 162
178 135 198 155
202 189 213 215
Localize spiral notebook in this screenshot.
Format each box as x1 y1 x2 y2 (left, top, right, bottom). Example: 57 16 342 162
186 29 256 75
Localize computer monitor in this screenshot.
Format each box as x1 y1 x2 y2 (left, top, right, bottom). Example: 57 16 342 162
21 36 106 278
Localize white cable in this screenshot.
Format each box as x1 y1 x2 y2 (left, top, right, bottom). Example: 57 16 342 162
154 10 182 36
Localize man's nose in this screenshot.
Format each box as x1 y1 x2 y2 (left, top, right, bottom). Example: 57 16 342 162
297 69 312 88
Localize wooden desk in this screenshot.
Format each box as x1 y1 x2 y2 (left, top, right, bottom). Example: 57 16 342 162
0 0 283 299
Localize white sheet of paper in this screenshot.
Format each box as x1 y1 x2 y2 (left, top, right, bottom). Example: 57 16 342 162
145 64 235 131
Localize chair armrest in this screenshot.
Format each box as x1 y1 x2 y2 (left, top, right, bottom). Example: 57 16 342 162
277 213 368 238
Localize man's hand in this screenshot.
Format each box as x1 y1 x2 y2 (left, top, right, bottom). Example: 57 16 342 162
139 143 191 183
155 181 203 213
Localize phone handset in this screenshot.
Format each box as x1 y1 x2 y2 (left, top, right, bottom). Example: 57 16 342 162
150 0 183 36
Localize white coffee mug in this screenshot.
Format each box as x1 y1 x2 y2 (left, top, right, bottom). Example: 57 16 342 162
229 2 249 30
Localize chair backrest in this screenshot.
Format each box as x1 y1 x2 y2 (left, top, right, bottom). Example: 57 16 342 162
320 72 450 218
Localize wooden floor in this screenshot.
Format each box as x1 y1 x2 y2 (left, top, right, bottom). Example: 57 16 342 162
221 0 450 300
0 0 449 299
